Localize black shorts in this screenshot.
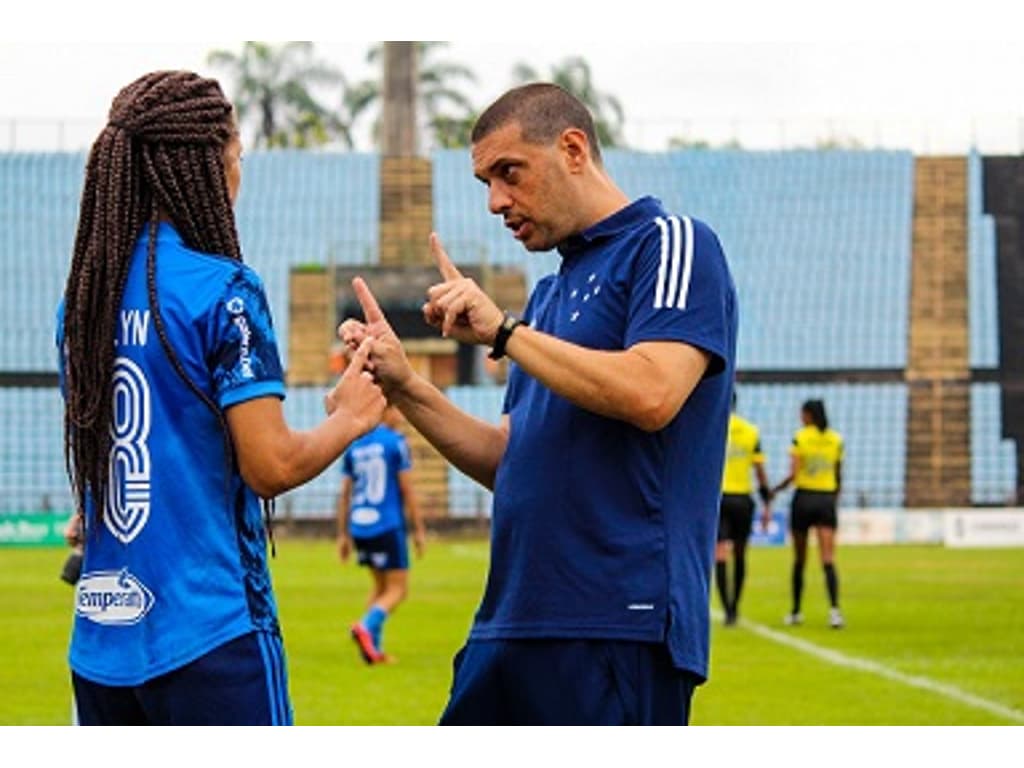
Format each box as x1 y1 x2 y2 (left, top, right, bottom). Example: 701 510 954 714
717 494 755 543
353 528 409 571
790 490 838 533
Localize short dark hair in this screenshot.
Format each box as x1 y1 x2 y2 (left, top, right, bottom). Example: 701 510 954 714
471 82 603 163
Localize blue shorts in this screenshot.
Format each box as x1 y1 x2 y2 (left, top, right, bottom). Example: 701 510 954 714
354 528 409 571
72 630 292 725
438 639 700 725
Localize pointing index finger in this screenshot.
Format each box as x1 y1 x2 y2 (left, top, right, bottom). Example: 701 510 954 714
430 232 462 281
352 277 385 325
345 337 374 373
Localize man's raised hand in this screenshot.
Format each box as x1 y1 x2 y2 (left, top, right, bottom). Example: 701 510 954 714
424 232 503 345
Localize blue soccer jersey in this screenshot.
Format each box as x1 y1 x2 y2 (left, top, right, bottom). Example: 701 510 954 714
341 425 412 539
56 222 286 686
472 197 737 681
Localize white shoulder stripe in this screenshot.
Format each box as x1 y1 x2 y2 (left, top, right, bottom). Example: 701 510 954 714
653 216 669 309
677 215 694 309
664 216 682 307
652 215 693 310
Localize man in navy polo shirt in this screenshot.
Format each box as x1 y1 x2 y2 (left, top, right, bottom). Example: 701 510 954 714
342 82 737 725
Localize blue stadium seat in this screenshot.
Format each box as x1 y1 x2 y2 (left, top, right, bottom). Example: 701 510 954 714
0 148 1012 514
971 384 1017 504
968 150 1000 369
434 148 915 370
737 382 908 509
0 388 73 512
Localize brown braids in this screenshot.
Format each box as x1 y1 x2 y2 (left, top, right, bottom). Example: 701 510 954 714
62 70 242 525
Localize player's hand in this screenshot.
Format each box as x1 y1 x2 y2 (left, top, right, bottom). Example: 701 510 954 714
337 535 351 563
325 337 386 437
338 277 415 397
423 233 504 345
336 318 370 362
760 510 773 533
413 525 426 559
63 514 83 548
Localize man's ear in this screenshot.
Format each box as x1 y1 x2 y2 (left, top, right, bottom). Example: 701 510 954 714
559 127 591 173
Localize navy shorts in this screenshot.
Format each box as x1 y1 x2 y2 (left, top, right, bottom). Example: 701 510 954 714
354 528 409 571
790 490 838 533
718 493 755 543
438 639 701 725
72 630 292 725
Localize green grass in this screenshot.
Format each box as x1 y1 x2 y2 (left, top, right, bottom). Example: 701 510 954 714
1 540 1022 725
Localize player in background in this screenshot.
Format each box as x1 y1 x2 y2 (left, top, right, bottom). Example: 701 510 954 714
716 391 772 625
338 405 426 664
771 399 845 629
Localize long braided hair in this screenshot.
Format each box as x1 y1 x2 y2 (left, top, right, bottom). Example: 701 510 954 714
62 70 242 525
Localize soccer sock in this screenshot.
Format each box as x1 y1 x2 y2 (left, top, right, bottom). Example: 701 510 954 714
361 605 388 650
824 563 840 608
733 555 747 611
714 561 730 613
791 563 804 614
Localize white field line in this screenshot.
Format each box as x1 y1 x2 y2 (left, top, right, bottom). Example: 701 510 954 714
731 614 1024 723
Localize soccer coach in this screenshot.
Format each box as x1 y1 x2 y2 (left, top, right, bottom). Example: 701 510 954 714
341 82 737 725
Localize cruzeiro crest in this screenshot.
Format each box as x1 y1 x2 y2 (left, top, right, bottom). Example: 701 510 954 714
106 357 151 543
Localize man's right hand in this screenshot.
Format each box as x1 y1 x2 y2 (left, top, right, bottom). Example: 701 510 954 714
423 233 504 346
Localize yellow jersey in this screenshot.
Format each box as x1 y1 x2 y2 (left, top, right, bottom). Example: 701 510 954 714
721 414 765 495
790 425 844 492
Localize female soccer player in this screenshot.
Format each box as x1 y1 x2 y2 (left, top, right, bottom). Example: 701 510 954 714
59 70 385 724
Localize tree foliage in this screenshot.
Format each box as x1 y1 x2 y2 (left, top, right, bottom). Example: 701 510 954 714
207 42 348 149
346 42 479 151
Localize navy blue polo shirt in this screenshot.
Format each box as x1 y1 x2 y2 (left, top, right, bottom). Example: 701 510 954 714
471 196 737 681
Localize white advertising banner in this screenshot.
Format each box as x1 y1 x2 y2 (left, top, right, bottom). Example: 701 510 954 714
836 509 944 545
943 509 1024 548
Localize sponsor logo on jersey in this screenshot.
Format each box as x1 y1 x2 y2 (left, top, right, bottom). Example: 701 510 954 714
225 295 255 378
351 507 382 526
75 568 155 626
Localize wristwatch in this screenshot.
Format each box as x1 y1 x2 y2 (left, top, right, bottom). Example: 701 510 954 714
488 311 524 360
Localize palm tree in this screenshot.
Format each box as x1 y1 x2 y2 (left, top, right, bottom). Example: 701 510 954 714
345 42 478 151
206 42 348 149
512 56 626 149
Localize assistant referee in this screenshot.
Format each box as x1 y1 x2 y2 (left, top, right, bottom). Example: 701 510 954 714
716 392 772 625
771 399 845 629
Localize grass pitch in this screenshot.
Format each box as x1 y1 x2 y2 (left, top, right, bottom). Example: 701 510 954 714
1 538 1021 725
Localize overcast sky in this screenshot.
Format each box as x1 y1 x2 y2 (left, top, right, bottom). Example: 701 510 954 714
3 4 1023 153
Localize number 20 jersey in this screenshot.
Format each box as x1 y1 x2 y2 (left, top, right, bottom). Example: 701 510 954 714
341 425 412 538
56 223 286 686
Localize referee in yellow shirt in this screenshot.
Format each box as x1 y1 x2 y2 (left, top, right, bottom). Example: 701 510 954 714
772 399 845 629
716 393 773 626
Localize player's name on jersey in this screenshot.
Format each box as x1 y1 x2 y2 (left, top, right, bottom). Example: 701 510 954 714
117 309 150 347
